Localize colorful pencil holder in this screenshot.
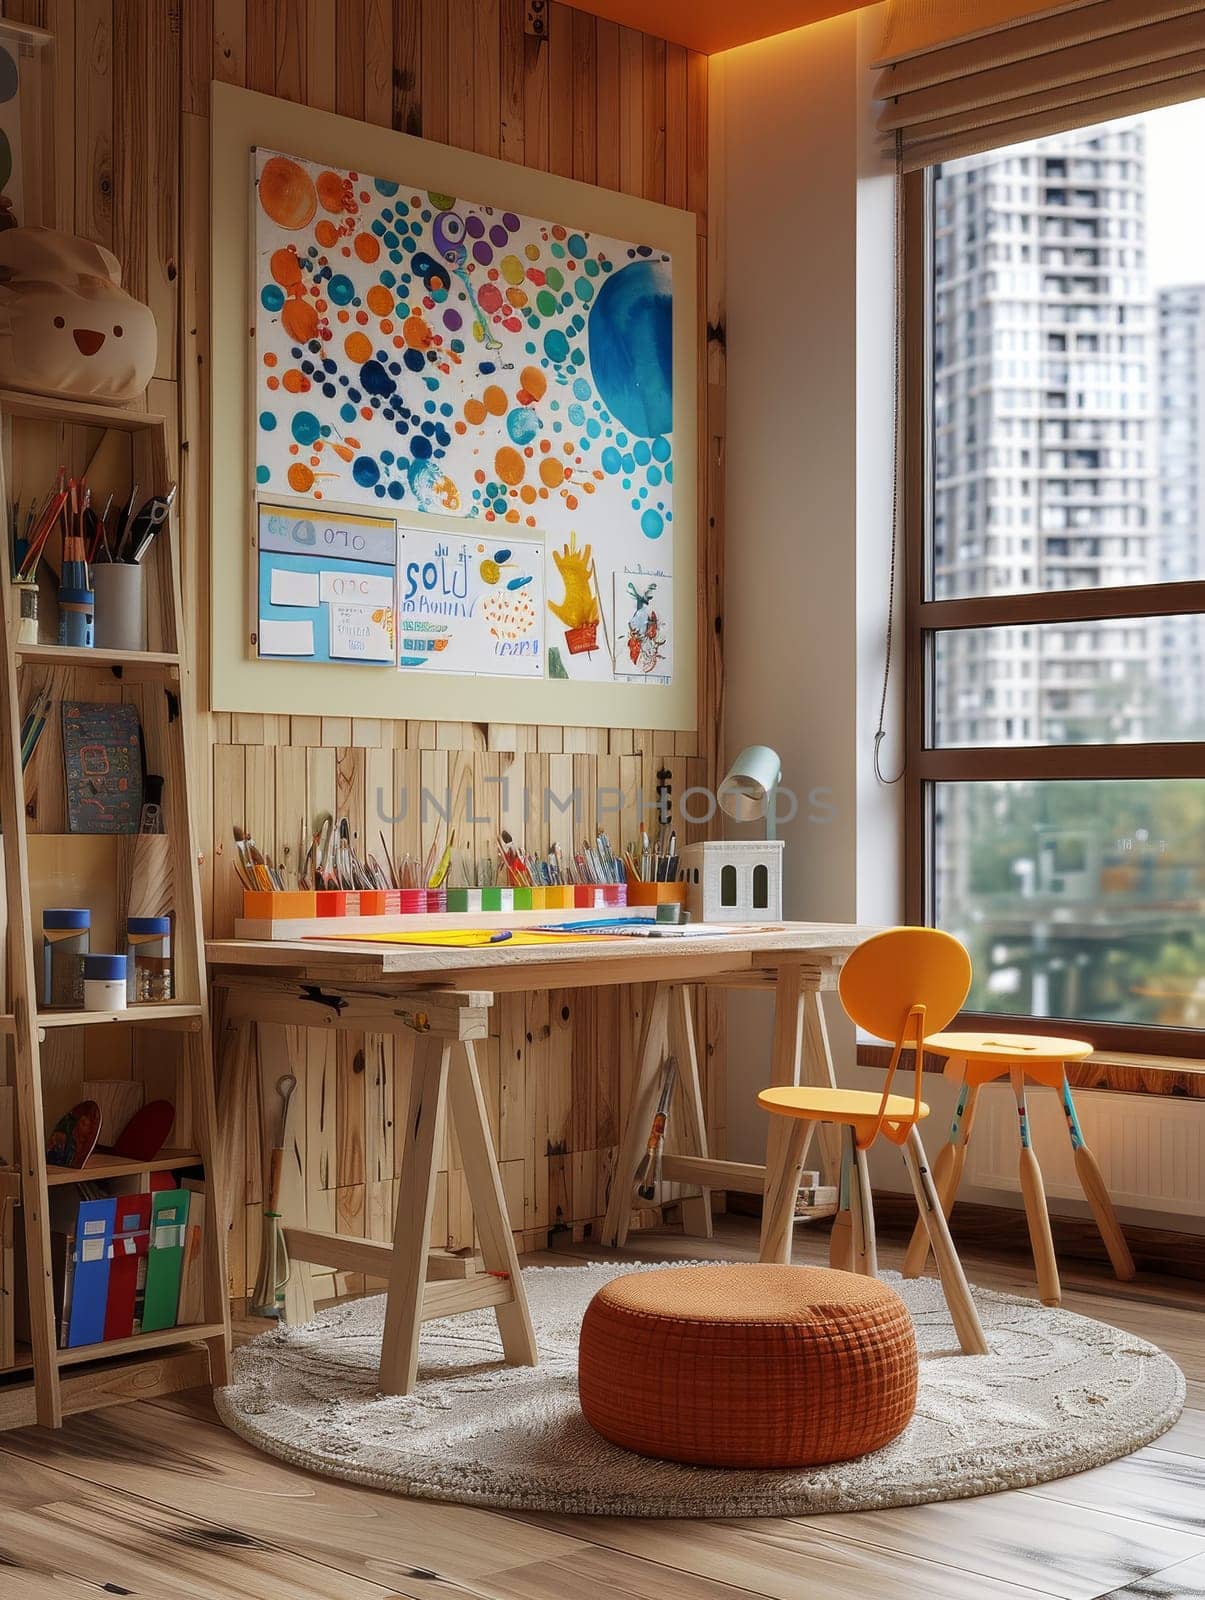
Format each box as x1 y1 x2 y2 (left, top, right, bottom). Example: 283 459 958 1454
242 890 318 920
626 881 690 908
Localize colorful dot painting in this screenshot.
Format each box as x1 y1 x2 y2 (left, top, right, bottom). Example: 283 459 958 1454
253 146 675 685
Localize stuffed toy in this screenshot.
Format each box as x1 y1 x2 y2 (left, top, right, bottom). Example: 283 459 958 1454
0 227 156 403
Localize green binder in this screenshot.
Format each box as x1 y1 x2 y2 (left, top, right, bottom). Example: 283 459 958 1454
141 1188 188 1332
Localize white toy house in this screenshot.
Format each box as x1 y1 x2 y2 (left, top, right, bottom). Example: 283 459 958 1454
678 839 784 923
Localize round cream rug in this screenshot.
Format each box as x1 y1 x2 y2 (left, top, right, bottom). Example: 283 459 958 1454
216 1262 1184 1518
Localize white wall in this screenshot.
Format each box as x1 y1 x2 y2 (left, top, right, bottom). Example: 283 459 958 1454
717 7 918 1180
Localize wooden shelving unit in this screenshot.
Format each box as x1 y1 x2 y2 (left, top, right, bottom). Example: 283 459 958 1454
0 389 229 1429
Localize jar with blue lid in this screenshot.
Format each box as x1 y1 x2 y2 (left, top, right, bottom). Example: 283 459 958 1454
83 953 128 1013
126 915 173 1003
42 908 91 1008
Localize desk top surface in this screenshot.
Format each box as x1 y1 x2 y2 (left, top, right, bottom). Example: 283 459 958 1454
206 921 879 992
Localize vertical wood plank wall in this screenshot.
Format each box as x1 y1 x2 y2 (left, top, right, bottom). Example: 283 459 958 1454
4 0 725 1290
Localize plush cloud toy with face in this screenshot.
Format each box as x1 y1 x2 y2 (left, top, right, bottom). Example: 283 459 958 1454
0 227 156 404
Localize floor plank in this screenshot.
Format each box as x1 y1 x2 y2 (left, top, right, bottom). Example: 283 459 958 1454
801 1492 1205 1600
1026 1446 1205 1539
1096 1550 1205 1598
514 1513 1066 1600
0 1401 596 1593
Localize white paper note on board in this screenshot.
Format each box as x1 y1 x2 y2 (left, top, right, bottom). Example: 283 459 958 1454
270 567 321 607
320 570 394 607
258 617 315 657
328 601 395 662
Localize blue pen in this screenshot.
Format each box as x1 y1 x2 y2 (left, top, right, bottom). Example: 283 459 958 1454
489 930 513 942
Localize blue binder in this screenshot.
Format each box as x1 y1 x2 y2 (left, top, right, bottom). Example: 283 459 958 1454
66 1196 117 1348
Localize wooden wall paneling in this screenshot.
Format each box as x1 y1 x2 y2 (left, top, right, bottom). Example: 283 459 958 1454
213 0 246 85
420 0 448 143
548 2 573 179
246 0 278 95
595 17 619 191
74 0 114 250
273 0 307 104
617 24 643 198
334 0 366 120
522 0 549 170
445 0 474 152
665 42 688 210
472 0 501 157
641 33 666 202
498 0 523 162
363 0 393 127
394 0 422 136
571 5 597 184
305 0 336 110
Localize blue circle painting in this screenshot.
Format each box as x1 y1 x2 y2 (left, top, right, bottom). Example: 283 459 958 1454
587 258 672 440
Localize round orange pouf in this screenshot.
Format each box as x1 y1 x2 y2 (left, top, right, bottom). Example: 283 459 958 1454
578 1264 918 1468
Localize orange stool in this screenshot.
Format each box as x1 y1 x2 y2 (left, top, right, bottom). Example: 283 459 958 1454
902 1032 1135 1307
577 1264 917 1467
758 927 988 1357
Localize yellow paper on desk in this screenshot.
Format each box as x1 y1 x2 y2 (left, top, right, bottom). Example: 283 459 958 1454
310 928 615 947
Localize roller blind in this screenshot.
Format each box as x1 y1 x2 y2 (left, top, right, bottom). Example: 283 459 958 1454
874 0 1205 170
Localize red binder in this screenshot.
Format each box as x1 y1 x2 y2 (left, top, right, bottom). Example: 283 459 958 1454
103 1192 153 1340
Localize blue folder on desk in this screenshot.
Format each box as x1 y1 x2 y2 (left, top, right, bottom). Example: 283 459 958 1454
66 1196 117 1347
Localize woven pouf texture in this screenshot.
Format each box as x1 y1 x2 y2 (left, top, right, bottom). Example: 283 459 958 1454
577 1263 918 1467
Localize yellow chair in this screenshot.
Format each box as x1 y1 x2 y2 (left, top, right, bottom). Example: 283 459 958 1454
757 926 988 1357
901 1031 1135 1307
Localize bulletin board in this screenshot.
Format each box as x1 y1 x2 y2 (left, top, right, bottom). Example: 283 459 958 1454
209 83 697 730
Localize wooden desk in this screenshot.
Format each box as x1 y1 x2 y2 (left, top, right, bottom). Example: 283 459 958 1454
207 922 875 1392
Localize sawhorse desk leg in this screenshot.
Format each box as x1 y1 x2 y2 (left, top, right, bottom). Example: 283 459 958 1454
602 965 845 1255
215 982 536 1398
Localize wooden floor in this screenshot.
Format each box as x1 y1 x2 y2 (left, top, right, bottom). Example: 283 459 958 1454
0 1217 1202 1600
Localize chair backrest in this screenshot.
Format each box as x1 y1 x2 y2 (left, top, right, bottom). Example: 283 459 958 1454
837 927 972 1147
839 926 971 1043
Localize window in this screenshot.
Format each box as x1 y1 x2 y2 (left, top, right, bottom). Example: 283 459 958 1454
906 104 1205 1055
720 864 737 908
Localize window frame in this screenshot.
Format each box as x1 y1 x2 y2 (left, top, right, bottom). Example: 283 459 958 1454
902 164 1205 1059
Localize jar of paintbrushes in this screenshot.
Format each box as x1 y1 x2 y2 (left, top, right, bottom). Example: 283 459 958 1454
57 477 94 648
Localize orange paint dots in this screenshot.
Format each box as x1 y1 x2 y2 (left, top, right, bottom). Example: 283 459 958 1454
403 314 432 348
520 484 537 504
263 352 278 368
354 233 380 263
315 220 338 247
360 407 373 420
454 420 467 434
464 398 487 427
270 248 301 287
483 384 508 417
506 288 528 309
495 447 526 487
287 462 315 493
282 369 309 393
355 309 369 325
316 170 347 213
564 494 579 510
344 331 373 364
281 300 319 343
380 318 394 335
520 366 547 401
266 375 280 390
366 284 394 317
562 442 574 455
257 156 316 229
505 509 520 524
539 457 564 488
538 438 552 453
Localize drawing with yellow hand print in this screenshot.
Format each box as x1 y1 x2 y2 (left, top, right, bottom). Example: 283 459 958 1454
548 534 601 655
